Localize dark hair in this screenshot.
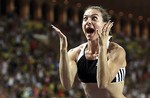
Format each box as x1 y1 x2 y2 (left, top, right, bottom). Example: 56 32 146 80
85 6 111 22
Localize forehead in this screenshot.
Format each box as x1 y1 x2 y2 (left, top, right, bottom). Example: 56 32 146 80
84 9 102 16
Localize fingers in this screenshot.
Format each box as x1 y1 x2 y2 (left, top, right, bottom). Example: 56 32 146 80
51 25 68 49
97 29 102 42
51 24 65 37
97 29 101 38
102 20 113 36
51 24 61 34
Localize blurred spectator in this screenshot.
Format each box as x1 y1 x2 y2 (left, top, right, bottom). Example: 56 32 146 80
0 8 150 98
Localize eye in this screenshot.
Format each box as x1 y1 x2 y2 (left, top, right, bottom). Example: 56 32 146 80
83 16 87 21
92 16 98 21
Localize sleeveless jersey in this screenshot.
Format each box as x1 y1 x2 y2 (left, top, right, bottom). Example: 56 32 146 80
76 43 126 83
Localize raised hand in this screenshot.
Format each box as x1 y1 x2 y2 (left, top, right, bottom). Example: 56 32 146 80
51 25 68 51
97 20 113 47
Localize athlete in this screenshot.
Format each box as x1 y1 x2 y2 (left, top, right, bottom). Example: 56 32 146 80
51 6 127 98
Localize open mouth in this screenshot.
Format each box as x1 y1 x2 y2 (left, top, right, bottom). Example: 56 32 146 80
85 27 95 34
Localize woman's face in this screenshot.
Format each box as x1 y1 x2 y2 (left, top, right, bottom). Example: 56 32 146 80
82 9 105 41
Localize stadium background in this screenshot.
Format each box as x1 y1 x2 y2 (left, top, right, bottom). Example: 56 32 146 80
0 0 150 98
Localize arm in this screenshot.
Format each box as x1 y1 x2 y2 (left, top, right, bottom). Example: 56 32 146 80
51 25 77 90
97 45 109 88
59 49 77 90
96 21 126 88
97 45 126 88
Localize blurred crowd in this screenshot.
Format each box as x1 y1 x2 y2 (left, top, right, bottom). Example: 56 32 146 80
0 13 150 98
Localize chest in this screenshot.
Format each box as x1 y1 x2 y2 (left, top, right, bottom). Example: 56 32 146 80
77 55 98 83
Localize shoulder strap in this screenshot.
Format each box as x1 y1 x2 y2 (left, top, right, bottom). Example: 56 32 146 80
107 36 112 49
77 43 87 62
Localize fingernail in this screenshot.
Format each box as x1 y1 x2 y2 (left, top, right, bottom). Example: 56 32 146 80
51 24 54 28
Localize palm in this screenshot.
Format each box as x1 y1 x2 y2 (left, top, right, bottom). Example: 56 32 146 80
51 25 68 50
97 20 113 47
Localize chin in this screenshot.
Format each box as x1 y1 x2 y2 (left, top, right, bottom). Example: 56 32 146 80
87 37 98 42
87 38 94 41
86 38 91 41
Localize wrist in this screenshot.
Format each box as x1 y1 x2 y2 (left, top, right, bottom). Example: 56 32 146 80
99 45 107 50
101 46 107 49
99 46 107 53
60 48 67 52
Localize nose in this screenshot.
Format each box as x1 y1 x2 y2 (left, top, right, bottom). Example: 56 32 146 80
86 18 92 25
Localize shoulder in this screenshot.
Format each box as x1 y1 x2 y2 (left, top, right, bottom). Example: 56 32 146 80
109 42 126 55
68 43 87 60
68 43 87 53
108 42 126 67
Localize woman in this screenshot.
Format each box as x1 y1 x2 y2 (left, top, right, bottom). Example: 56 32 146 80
51 6 126 98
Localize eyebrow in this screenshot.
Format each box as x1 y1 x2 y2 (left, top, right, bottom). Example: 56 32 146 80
83 14 99 17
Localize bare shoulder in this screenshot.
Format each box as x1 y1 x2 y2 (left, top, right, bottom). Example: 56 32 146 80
68 43 87 60
68 43 87 53
109 42 126 54
108 42 126 67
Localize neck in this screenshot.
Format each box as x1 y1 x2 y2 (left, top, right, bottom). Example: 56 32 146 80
87 40 99 54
